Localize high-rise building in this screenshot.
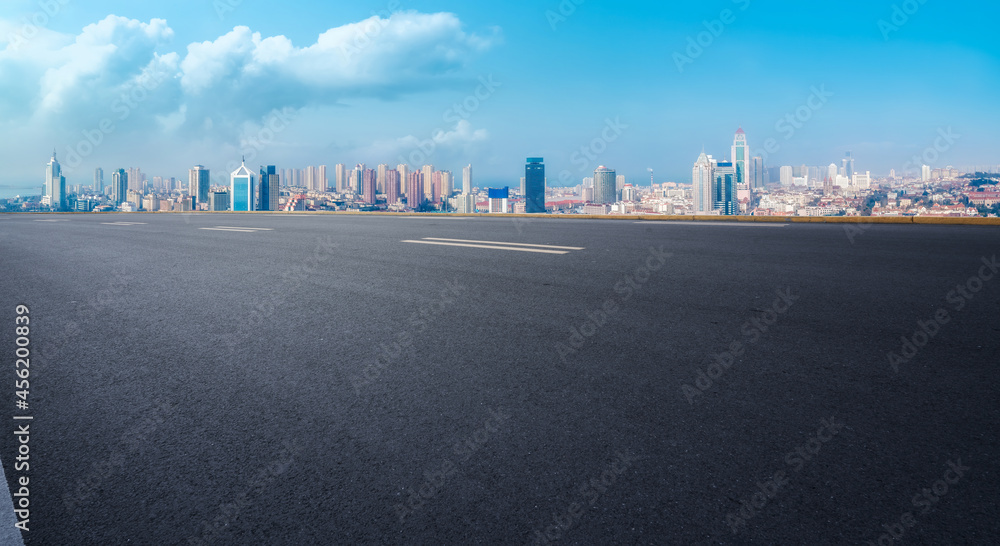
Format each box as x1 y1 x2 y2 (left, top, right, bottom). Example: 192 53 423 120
692 153 713 214
441 170 454 199
94 167 104 193
431 171 442 203
462 165 473 194
828 163 838 183
258 165 278 211
396 164 409 198
231 159 255 212
189 165 210 209
377 164 388 194
112 169 128 205
842 152 856 178
750 156 764 189
386 170 401 204
525 157 546 213
318 165 327 192
593 165 617 205
363 168 377 204
713 161 737 216
353 164 365 193
732 128 749 190
422 165 434 200
407 172 424 209
44 151 66 211
335 164 347 193
780 166 794 186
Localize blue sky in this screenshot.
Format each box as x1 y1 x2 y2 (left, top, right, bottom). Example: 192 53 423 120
1 0 998 197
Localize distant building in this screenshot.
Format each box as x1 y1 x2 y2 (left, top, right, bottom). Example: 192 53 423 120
407 172 424 209
210 191 230 212
922 165 932 182
457 193 476 213
463 165 473 195
335 164 347 192
44 151 66 211
750 156 764 189
258 165 279 211
692 153 713 214
363 168 377 204
422 165 434 200
713 161 737 215
189 165 210 208
488 187 510 213
842 152 856 178
852 171 872 190
397 164 409 198
622 184 637 202
441 170 454 199
525 158 546 213
732 128 749 190
594 166 617 205
780 166 794 186
94 167 104 193
386 169 401 204
112 168 128 206
231 160 255 212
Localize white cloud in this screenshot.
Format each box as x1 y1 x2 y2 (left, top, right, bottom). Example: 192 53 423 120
0 11 499 143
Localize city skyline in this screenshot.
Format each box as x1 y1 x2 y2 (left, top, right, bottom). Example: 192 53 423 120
1 1 998 198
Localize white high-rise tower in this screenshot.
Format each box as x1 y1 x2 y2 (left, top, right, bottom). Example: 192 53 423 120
45 151 66 211
692 152 714 214
462 165 473 195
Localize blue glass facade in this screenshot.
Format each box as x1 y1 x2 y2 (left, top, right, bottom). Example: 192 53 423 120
525 157 545 213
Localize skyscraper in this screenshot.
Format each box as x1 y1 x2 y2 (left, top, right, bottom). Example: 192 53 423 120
258 165 278 211
386 169 401 204
593 165 617 205
407 172 424 209
780 166 794 186
318 165 328 191
396 164 409 198
431 171 442 203
94 167 104 193
732 128 749 190
353 164 365 193
842 152 855 178
335 164 347 193
692 153 713 214
750 156 764 189
189 165 210 209
441 170 453 198
525 157 546 213
462 165 473 195
45 151 65 211
713 161 737 215
112 169 128 206
422 165 434 200
363 168 377 204
231 159 255 212
377 164 388 194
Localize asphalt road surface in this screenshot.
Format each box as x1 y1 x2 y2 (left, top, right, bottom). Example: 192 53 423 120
1 213 998 545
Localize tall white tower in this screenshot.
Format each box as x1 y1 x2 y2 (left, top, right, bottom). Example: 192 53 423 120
692 152 713 214
45 151 66 211
462 165 473 195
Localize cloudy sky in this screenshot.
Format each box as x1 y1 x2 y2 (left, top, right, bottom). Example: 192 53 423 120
1 0 998 197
